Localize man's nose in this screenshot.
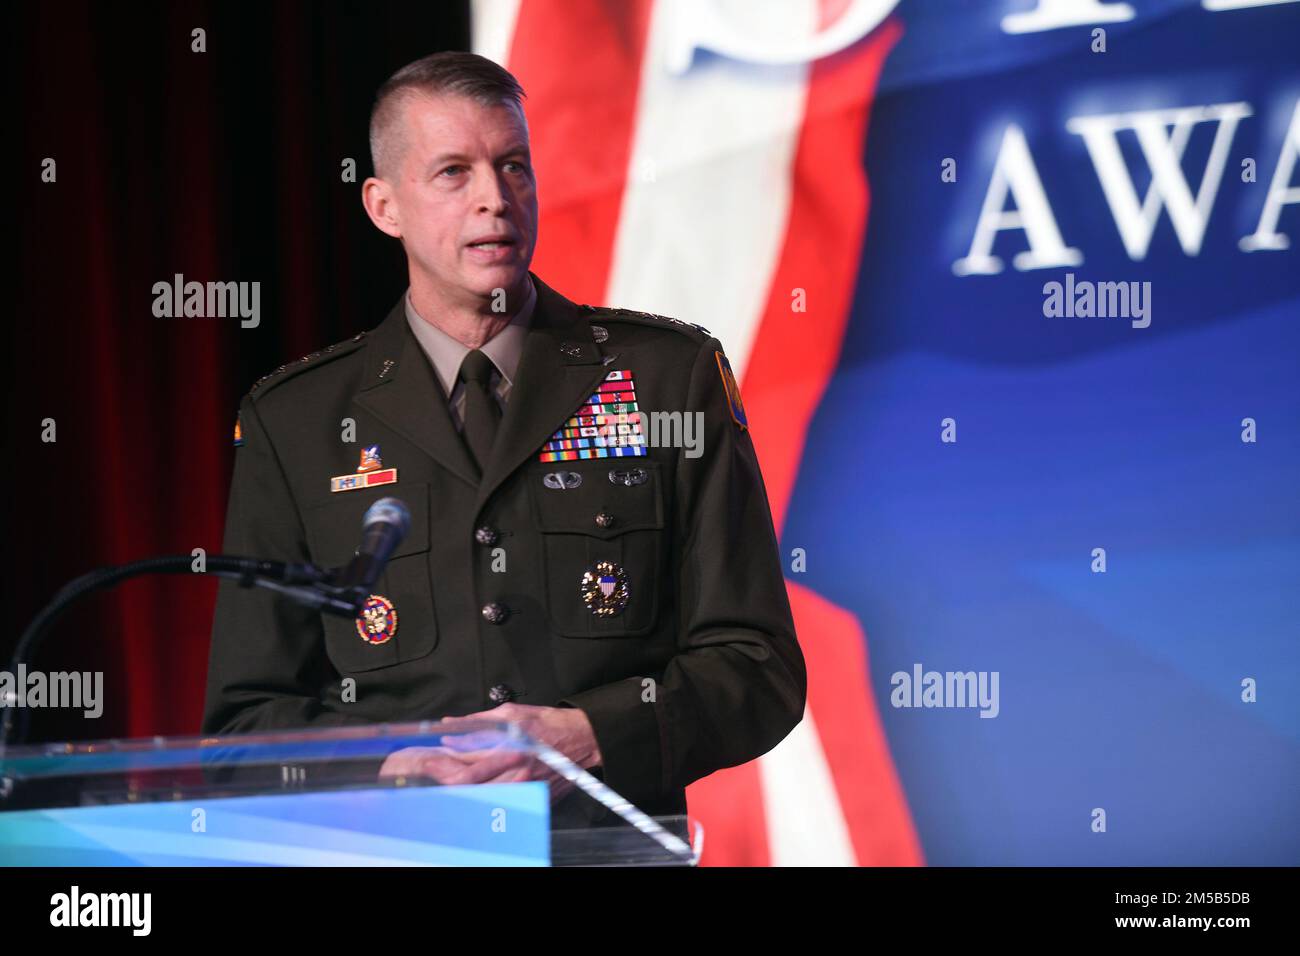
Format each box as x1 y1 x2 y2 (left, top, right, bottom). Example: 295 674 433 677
474 169 511 214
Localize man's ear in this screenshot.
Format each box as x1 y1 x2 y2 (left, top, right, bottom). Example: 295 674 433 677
361 177 402 238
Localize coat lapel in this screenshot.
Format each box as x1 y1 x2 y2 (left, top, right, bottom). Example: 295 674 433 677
475 274 611 512
353 278 612 505
353 299 481 489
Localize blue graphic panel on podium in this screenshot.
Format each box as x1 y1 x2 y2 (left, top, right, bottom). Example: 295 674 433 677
0 783 549 866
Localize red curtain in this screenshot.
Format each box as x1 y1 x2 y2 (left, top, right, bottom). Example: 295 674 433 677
5 1 468 742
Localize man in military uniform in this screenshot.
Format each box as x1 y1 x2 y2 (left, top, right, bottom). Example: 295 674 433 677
203 52 805 824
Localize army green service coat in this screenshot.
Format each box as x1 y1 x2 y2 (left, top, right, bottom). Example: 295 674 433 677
203 273 806 821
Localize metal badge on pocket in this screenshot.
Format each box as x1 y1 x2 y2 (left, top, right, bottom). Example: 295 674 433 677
581 561 629 617
543 470 583 490
356 594 398 645
608 467 648 487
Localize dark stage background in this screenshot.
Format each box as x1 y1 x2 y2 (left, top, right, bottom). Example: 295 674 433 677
5 1 472 742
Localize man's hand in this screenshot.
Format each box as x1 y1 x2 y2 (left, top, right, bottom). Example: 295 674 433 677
377 704 603 803
441 703 603 770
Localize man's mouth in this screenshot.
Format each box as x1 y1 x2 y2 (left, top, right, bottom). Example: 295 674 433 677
466 238 518 263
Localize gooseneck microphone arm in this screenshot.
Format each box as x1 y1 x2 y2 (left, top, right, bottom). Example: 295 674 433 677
2 497 412 748
0 554 366 748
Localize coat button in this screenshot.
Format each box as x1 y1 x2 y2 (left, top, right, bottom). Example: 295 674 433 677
594 511 616 529
481 602 508 625
488 684 515 704
475 525 499 546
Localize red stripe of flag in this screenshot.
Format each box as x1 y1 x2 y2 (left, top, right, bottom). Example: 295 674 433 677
507 0 656 306
687 14 923 866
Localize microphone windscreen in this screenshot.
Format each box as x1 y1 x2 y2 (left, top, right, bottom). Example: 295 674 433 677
363 497 411 538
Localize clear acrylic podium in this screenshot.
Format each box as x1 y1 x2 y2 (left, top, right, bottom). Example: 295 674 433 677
0 721 702 867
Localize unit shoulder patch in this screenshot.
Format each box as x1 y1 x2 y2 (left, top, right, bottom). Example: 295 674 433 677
715 351 748 430
248 331 368 400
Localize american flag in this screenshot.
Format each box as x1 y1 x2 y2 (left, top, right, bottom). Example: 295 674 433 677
472 0 923 866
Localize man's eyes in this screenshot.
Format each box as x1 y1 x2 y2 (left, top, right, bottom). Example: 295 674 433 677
438 161 530 178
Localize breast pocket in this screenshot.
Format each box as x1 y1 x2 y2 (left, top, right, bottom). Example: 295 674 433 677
302 482 437 673
528 460 666 638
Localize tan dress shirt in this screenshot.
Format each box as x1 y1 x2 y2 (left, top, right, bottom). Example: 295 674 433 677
404 278 537 432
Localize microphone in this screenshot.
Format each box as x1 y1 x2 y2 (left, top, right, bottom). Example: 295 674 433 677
334 498 412 593
4 503 416 746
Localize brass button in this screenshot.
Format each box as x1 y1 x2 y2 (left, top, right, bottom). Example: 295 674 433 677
488 684 515 704
594 512 616 529
481 602 508 625
475 526 499 546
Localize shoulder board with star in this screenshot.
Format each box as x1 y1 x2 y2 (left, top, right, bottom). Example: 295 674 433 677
248 331 368 400
580 304 712 340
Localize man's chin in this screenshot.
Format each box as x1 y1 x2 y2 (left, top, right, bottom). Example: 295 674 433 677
463 264 529 299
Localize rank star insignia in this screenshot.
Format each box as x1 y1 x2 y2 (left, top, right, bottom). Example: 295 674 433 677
581 560 629 617
356 594 398 645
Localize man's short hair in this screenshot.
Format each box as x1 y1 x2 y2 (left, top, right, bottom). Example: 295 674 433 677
369 51 527 180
